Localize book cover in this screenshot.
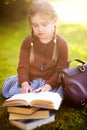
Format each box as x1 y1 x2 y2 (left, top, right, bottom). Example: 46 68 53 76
10 114 55 130
7 106 39 115
9 110 50 120
3 91 62 110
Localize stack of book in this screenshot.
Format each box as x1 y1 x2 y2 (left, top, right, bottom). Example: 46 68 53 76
3 91 63 130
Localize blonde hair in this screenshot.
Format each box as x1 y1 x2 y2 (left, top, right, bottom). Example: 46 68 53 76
28 0 58 63
28 0 58 27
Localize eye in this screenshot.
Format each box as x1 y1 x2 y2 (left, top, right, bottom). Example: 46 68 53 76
32 23 38 28
42 22 49 26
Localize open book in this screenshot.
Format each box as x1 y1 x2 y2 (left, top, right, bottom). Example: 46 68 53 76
3 92 63 110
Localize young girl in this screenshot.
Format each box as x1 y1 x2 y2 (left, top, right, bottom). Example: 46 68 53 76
2 0 68 98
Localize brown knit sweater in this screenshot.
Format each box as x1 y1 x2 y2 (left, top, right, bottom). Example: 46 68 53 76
17 34 68 89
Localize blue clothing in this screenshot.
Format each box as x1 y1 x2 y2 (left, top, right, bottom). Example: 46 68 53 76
2 75 63 99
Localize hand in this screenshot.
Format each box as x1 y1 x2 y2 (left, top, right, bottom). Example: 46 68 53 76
33 84 52 93
20 82 32 93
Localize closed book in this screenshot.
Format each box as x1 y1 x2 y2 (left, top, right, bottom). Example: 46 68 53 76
3 91 62 110
10 114 55 130
9 110 50 120
7 106 39 115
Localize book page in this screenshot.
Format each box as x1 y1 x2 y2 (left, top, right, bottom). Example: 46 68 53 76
5 93 37 104
4 92 62 109
30 92 62 109
6 92 61 102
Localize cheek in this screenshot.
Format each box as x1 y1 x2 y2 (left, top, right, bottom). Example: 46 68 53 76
47 25 54 32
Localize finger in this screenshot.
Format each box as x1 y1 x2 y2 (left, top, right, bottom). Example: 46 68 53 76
20 88 28 93
41 89 46 92
33 88 42 93
29 88 32 92
20 90 25 93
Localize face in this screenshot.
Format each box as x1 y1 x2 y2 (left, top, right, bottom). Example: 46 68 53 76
30 14 56 42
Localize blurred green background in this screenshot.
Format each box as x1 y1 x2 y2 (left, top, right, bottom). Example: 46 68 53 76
0 0 87 130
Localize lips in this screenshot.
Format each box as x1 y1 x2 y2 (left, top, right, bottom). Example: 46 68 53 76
38 33 44 35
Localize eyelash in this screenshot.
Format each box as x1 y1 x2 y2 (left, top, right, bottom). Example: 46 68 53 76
33 23 49 27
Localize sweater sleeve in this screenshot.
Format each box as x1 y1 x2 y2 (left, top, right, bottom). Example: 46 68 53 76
17 36 31 86
46 37 69 89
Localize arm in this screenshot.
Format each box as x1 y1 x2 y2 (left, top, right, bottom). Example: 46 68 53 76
33 37 69 92
46 39 69 89
17 36 32 93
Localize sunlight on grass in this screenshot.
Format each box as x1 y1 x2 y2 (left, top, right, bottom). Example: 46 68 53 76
0 7 87 130
0 1 87 129
52 0 87 24
57 23 87 68
70 43 87 59
0 0 87 87
0 20 29 87
0 21 87 86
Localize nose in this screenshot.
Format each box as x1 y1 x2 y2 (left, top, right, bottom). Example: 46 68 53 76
38 25 43 31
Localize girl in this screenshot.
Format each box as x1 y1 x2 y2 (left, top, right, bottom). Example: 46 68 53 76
2 0 68 98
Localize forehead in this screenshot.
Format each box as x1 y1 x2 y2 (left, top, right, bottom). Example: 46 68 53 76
30 14 51 23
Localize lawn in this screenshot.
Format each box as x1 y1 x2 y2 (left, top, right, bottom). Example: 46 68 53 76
1 0 87 129
0 19 87 130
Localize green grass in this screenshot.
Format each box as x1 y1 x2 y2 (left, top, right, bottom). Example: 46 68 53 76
58 23 87 67
0 20 87 130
